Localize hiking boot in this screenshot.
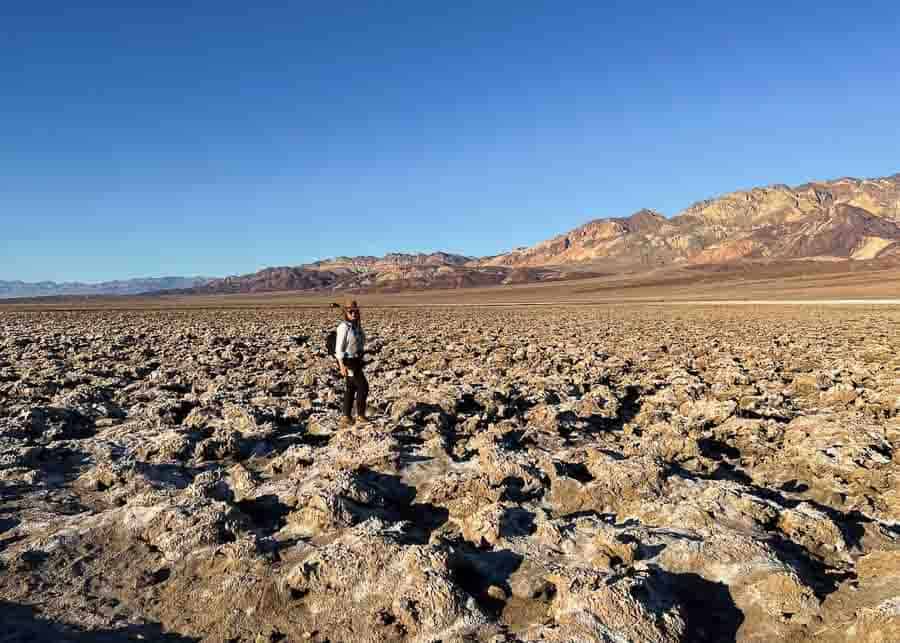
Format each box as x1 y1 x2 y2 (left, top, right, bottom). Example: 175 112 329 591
339 416 353 429
355 415 370 426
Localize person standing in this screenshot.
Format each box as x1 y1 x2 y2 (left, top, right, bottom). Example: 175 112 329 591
334 299 369 427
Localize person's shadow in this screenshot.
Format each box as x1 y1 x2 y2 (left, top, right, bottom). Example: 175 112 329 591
652 569 745 642
0 601 199 642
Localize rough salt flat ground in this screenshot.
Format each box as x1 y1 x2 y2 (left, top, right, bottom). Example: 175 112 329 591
1 305 899 642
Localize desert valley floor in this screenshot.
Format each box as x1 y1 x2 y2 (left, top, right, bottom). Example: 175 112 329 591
1 303 899 642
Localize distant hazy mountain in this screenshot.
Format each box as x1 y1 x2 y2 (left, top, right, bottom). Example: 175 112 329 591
0 276 211 299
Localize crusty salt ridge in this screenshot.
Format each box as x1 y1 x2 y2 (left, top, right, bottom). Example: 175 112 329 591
1 305 899 641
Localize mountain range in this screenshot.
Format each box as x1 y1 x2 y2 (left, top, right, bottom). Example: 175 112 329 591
187 171 900 294
0 277 210 300
5 172 899 298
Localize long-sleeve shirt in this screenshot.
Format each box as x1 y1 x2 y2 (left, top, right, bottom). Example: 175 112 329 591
335 321 365 361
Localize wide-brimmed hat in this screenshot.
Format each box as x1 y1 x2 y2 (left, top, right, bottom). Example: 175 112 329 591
330 298 360 314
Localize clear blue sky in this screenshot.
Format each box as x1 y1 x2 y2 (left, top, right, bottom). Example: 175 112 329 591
3 1 899 282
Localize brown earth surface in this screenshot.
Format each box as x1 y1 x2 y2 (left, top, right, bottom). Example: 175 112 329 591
3 259 899 310
1 301 899 642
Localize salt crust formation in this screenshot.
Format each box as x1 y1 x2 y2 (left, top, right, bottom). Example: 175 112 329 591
1 305 899 642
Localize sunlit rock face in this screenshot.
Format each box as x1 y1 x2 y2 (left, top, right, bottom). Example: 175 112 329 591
480 174 900 270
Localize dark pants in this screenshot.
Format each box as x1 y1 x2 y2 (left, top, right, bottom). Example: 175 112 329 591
342 357 368 419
